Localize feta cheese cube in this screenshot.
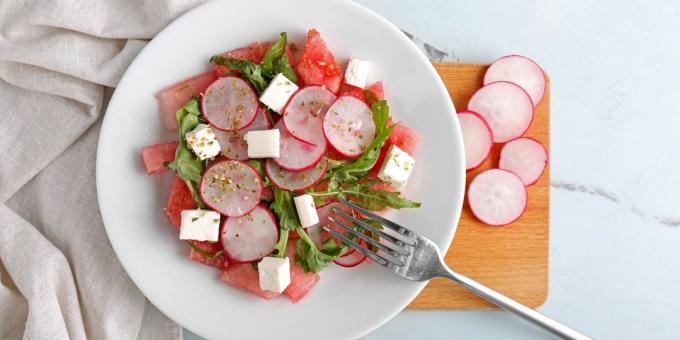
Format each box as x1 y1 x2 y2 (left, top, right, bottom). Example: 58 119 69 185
245 129 280 158
377 145 415 190
258 256 291 293
179 209 221 242
344 58 370 89
294 194 319 228
185 124 221 160
259 73 299 114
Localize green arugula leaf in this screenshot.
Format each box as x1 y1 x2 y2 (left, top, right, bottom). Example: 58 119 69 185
307 180 421 210
294 227 347 273
269 187 301 231
246 159 270 187
272 229 289 258
166 97 207 208
185 241 224 260
210 32 298 94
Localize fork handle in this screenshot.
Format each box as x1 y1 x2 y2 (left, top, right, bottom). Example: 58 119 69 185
441 268 591 340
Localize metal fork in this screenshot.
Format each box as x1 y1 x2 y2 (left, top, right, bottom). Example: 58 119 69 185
325 199 591 340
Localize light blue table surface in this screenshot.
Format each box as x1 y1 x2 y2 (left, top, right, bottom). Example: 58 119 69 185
188 0 680 339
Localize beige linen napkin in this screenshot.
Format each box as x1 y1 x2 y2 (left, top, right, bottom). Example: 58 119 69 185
0 0 205 339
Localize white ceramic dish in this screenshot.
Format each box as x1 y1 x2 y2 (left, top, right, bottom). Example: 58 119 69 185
97 0 465 339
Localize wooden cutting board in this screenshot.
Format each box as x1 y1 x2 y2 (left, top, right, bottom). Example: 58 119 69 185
407 63 550 309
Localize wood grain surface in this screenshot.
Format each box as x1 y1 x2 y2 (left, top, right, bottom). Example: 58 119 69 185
407 63 550 309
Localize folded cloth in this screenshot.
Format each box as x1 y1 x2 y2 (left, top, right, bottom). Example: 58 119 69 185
0 1 205 339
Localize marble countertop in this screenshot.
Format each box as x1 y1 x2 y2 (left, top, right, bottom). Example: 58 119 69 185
187 0 680 339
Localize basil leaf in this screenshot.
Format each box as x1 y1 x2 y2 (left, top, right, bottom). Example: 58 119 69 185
269 187 300 231
166 97 207 208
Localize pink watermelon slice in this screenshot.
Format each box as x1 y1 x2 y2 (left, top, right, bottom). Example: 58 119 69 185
140 141 178 174
165 177 197 231
156 71 217 131
188 240 228 270
219 263 280 300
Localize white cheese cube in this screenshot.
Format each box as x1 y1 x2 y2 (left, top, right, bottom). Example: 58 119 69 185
344 58 371 89
258 256 291 293
377 145 415 190
179 209 221 242
245 129 280 158
259 73 299 114
185 124 221 160
294 194 319 228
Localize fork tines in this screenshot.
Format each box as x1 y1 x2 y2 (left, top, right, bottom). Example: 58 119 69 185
323 199 416 268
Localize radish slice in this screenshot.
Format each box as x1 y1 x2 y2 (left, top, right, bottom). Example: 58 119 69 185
213 107 271 160
484 55 546 107
222 205 279 262
468 81 534 143
499 137 548 186
200 160 262 217
202 76 259 131
274 119 326 171
265 158 328 191
283 86 336 145
323 96 376 157
334 239 367 267
458 111 493 170
468 169 527 226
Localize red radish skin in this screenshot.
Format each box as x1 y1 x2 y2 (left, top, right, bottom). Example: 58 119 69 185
141 141 178 174
212 107 271 161
499 137 548 186
323 96 376 158
458 111 493 170
156 71 217 131
468 169 528 226
221 205 279 262
202 76 259 131
265 158 328 191
283 86 336 146
468 81 534 143
274 119 326 171
484 55 545 107
334 250 367 267
165 177 197 231
200 160 262 217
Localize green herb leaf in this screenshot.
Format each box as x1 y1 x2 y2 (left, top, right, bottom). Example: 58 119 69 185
294 227 346 273
246 159 270 187
166 97 207 208
211 56 269 94
307 179 421 210
269 187 301 231
185 241 224 260
272 229 289 258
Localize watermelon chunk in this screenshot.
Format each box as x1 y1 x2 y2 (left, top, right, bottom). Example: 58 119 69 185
219 263 280 300
338 81 384 104
140 141 178 174
282 241 320 302
296 29 342 93
370 123 421 177
188 240 228 270
156 71 217 131
165 177 197 231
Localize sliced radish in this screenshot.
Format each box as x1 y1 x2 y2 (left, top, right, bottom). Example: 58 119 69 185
499 137 548 186
265 158 328 191
202 76 259 131
467 169 527 226
213 107 271 160
467 81 534 143
222 205 279 262
484 55 545 107
334 246 367 267
458 111 493 170
323 96 376 157
274 119 326 171
200 160 262 217
283 86 336 145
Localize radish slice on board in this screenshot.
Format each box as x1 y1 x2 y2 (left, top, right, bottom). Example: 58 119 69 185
274 120 326 171
222 205 279 262
499 137 548 186
467 81 534 143
484 55 546 107
467 169 527 226
200 160 262 217
458 111 493 170
202 76 259 131
213 107 271 160
265 158 328 191
323 95 376 158
283 86 336 145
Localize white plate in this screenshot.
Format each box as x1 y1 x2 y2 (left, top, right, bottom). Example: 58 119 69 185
97 0 465 339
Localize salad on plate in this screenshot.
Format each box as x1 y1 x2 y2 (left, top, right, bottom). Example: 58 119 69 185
140 29 422 302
